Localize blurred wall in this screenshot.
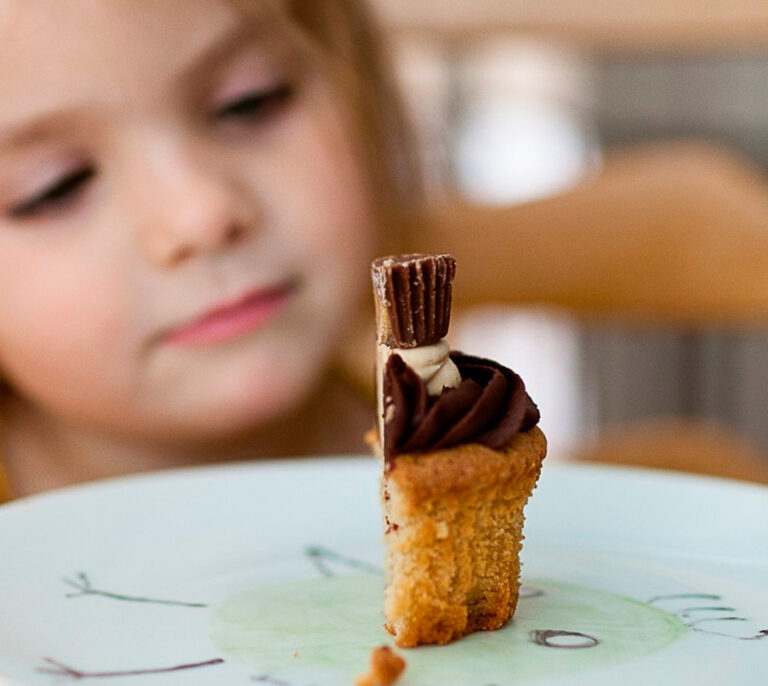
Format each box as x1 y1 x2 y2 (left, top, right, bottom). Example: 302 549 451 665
598 50 768 167
392 34 768 457
590 50 768 452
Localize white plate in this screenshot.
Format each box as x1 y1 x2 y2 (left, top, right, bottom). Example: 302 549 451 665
0 459 766 686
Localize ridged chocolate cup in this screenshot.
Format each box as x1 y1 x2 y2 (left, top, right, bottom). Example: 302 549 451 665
371 254 456 348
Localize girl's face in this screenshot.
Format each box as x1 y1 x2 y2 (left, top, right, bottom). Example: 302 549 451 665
0 0 375 442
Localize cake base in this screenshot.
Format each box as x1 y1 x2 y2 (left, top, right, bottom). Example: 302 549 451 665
370 427 547 648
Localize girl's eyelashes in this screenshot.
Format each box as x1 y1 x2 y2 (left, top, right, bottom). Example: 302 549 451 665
7 165 96 220
3 81 295 221
213 82 294 124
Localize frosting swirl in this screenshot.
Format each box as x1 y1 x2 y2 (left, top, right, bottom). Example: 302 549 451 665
382 351 540 468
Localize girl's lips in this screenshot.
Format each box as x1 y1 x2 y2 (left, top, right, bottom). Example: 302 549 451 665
165 280 298 346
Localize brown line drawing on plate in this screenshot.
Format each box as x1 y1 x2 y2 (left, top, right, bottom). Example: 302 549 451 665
304 546 382 577
647 593 768 641
251 675 292 685
519 585 544 599
528 629 600 649
647 593 721 604
62 572 207 608
37 657 224 679
689 619 768 641
678 606 735 618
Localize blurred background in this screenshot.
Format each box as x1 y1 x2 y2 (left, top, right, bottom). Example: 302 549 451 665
370 0 768 482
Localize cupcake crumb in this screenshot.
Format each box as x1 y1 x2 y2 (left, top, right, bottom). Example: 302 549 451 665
354 645 406 686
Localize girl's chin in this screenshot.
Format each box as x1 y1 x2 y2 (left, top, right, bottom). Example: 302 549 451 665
140 342 330 442
156 377 312 441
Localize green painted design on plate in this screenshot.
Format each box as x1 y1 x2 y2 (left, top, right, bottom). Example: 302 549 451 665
210 574 688 684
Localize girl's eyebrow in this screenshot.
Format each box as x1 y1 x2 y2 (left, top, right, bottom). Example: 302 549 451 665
0 19 275 155
0 16 282 155
0 109 86 155
175 21 271 93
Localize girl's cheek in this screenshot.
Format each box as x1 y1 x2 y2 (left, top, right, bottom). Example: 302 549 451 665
293 180 371 260
0 253 129 391
291 116 375 258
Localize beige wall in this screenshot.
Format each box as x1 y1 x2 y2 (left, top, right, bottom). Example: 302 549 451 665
374 0 768 49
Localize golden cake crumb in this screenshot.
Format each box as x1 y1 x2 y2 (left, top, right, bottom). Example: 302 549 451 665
354 645 406 686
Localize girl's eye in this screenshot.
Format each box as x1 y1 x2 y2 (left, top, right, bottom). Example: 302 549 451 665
7 166 96 220
214 82 294 123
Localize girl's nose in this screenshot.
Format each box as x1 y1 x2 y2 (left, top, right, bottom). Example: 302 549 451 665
135 142 255 268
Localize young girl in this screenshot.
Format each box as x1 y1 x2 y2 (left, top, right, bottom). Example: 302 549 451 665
2 1 765 499
0 0 420 498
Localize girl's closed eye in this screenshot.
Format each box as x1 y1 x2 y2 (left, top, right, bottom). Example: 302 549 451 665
7 165 95 220
213 81 295 125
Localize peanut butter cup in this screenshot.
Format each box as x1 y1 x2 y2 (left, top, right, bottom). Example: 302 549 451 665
371 254 455 349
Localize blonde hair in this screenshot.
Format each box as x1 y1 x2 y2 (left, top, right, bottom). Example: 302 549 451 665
234 0 423 246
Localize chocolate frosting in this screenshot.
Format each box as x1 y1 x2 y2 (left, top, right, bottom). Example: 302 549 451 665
382 351 540 468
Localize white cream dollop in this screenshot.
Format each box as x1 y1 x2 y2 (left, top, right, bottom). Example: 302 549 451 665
390 339 461 396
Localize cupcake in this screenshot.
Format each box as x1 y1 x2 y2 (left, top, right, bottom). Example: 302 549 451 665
369 254 547 648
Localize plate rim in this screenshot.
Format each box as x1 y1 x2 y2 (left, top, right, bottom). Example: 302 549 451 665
1 457 766 520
